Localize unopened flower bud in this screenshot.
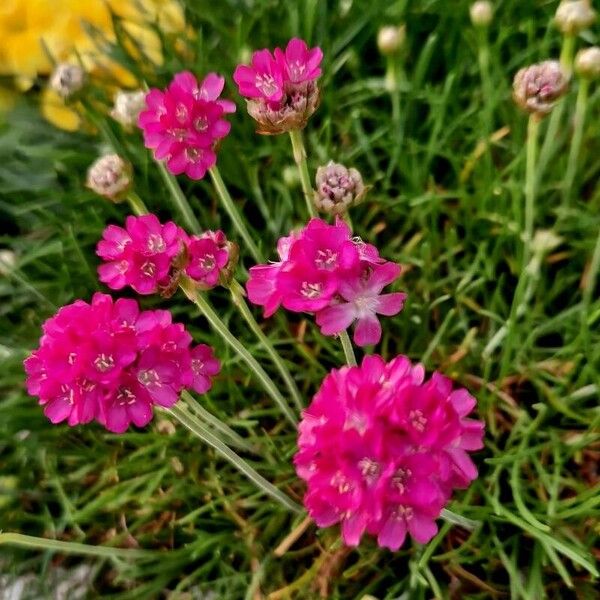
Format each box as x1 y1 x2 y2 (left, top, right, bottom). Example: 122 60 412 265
575 46 600 79
0 249 16 275
513 61 569 116
86 154 132 202
49 63 85 99
470 1 494 27
531 229 563 255
314 161 366 215
555 1 596 35
377 25 406 56
111 89 147 127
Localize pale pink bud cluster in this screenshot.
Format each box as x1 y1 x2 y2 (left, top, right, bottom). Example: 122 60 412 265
246 218 405 347
575 46 600 79
295 355 484 550
86 154 132 202
314 161 365 215
555 0 596 35
24 293 220 433
233 38 322 134
138 72 236 180
513 60 569 115
49 63 85 99
96 214 235 295
111 90 147 127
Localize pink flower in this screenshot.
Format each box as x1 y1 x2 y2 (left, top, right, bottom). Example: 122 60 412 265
138 71 235 180
316 263 406 346
246 218 405 346
185 230 230 288
97 215 185 295
233 49 285 102
274 38 323 84
233 38 323 134
24 293 221 433
294 355 484 550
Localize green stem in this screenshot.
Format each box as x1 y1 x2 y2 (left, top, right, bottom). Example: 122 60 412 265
229 280 304 412
167 404 301 513
180 390 255 453
209 166 263 263
180 277 298 426
288 129 317 219
499 114 540 379
563 78 589 206
580 226 600 359
156 160 201 233
339 330 357 366
0 532 152 559
538 34 575 178
127 191 148 216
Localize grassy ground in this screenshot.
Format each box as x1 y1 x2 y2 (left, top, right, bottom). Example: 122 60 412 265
1 0 599 598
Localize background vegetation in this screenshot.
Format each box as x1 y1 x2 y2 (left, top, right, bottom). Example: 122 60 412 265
0 0 598 597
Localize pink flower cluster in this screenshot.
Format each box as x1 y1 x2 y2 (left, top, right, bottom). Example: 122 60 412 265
138 72 236 180
24 293 220 433
233 38 323 134
96 214 232 294
295 355 484 550
246 218 406 346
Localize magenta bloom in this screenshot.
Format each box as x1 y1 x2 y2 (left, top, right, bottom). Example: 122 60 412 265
294 355 484 550
246 218 405 347
24 293 221 433
138 71 235 180
97 214 185 295
233 38 323 134
185 230 230 289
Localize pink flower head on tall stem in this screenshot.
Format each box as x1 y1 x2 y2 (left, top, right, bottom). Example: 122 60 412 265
246 218 405 347
294 355 484 550
138 71 235 179
233 38 323 134
24 293 221 433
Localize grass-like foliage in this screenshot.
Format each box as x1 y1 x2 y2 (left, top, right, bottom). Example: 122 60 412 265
1 0 599 598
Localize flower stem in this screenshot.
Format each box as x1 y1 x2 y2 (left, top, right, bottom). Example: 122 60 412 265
167 403 302 513
289 129 317 219
156 160 201 234
209 166 263 264
180 390 255 453
563 78 589 206
339 330 357 366
229 280 304 412
127 191 149 216
180 277 298 426
498 114 540 379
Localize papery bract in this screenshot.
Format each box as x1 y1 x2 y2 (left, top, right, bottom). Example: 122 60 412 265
294 355 484 550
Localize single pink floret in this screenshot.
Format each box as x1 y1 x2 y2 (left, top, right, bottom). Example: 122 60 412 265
185 231 230 288
233 49 285 102
316 262 406 346
274 38 323 84
294 355 484 550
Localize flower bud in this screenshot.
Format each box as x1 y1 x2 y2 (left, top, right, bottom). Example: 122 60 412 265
377 25 406 56
513 61 569 116
314 161 366 215
470 1 494 27
86 154 132 202
0 249 16 276
49 63 85 99
575 46 600 79
555 1 596 35
111 89 147 127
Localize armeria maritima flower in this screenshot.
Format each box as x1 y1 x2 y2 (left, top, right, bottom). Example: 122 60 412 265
97 215 236 295
138 71 236 179
513 61 569 115
24 293 220 433
294 355 484 550
233 38 322 134
246 218 405 346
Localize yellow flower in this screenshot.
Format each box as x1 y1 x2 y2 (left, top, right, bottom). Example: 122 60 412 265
0 0 186 129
